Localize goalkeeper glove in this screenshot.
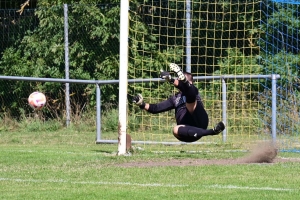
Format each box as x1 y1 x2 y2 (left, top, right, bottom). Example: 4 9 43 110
160 70 175 83
132 94 145 109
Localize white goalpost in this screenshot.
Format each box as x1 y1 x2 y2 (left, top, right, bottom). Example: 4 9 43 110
118 0 130 155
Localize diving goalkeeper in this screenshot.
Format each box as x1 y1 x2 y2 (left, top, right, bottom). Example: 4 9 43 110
133 63 225 142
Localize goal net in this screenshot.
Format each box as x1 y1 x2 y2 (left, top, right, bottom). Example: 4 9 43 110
259 0 300 152
125 0 272 152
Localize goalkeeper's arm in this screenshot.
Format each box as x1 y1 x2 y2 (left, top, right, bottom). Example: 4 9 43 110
132 94 148 109
132 94 174 114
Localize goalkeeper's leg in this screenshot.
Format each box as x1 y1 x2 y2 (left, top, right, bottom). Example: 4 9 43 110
169 63 196 96
173 122 225 142
169 63 186 81
169 63 198 113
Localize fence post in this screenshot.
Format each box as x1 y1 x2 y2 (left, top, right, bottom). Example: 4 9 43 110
64 4 71 127
222 78 227 142
185 0 191 73
271 74 278 142
96 84 101 142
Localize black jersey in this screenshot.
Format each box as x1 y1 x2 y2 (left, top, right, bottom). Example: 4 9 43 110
147 92 209 129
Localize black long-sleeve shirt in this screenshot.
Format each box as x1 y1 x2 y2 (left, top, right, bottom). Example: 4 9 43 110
147 92 208 129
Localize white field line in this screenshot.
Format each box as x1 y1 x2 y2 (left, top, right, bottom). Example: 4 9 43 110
0 177 297 192
0 177 187 188
208 184 295 192
0 149 109 155
0 149 86 154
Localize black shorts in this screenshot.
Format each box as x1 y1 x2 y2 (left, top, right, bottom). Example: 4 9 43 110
178 102 209 129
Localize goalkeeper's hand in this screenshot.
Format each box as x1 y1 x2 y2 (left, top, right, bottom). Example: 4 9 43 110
160 70 175 83
132 94 145 109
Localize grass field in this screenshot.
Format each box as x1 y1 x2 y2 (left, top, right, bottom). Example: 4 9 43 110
1 126 300 200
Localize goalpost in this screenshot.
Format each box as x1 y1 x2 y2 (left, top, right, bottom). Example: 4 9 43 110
118 0 130 155
118 0 298 154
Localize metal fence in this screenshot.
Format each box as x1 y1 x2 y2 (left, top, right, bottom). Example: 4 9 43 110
0 74 280 145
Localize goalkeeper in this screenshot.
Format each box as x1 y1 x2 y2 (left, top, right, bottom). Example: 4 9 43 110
133 63 225 142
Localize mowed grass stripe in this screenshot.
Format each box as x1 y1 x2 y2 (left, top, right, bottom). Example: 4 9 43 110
0 177 297 192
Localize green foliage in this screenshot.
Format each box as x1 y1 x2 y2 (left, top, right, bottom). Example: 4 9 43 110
262 52 300 135
263 51 300 88
190 0 261 73
259 2 300 135
212 48 263 109
127 5 183 106
218 48 263 76
0 3 121 117
101 108 119 132
19 118 63 132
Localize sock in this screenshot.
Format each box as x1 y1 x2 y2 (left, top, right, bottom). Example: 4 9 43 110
176 81 198 103
178 126 216 138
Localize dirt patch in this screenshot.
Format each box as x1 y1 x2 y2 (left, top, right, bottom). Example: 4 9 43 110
117 142 300 167
116 157 300 168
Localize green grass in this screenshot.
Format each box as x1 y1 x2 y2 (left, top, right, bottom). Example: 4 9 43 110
1 126 300 200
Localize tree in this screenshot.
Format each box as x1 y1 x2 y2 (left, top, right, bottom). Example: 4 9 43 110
0 1 121 117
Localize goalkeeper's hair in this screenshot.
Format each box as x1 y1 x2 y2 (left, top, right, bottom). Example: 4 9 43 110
183 72 193 83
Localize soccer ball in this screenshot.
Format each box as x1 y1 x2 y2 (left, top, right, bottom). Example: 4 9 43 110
28 91 46 110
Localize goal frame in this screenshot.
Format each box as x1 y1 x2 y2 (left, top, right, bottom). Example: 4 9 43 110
116 74 280 154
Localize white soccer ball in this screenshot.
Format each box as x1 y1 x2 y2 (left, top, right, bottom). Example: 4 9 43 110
28 91 46 110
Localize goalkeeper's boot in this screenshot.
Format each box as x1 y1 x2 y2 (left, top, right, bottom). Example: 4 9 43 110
213 121 225 134
169 63 186 82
